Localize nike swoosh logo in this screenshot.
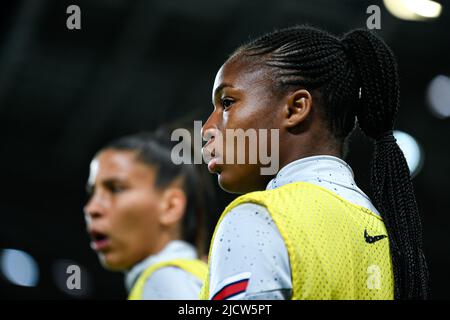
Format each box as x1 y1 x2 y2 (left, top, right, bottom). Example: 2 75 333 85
364 229 387 244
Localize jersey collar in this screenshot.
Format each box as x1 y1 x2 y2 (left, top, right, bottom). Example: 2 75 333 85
124 240 197 292
266 155 356 190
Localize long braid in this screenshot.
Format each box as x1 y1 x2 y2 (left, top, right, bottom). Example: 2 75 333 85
343 30 429 299
235 25 429 299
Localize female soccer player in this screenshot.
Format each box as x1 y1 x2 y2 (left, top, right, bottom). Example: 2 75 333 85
200 26 429 300
84 132 208 299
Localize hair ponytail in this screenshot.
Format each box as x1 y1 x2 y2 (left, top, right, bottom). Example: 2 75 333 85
237 25 429 298
341 29 429 299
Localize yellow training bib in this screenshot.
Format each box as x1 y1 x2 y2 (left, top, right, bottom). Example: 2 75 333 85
200 182 394 300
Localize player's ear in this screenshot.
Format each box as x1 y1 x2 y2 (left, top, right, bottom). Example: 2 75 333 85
158 187 187 227
283 89 313 129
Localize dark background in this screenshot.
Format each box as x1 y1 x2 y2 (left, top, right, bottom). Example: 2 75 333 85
0 0 449 299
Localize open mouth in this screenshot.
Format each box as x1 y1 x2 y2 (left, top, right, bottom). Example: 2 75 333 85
89 231 110 251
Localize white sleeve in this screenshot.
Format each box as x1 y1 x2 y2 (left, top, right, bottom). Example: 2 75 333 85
208 203 292 300
141 266 203 300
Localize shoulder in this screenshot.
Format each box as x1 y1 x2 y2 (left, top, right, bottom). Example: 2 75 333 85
209 202 292 299
213 202 279 251
140 266 202 300
219 202 274 231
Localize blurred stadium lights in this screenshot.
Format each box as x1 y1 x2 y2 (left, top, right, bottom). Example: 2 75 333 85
393 130 425 178
427 75 450 119
383 0 442 20
0 249 39 287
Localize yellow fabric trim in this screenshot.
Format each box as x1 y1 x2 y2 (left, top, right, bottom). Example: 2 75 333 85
129 258 207 300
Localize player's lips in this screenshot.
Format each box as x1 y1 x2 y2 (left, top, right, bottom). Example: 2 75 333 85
88 229 111 252
202 140 221 173
207 157 219 173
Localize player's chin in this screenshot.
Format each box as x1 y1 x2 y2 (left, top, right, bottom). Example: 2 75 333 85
98 251 131 271
217 167 248 194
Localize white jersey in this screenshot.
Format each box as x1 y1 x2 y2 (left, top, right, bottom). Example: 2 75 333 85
207 155 380 300
125 240 202 299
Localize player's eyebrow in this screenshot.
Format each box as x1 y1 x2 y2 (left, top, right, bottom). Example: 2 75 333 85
212 83 234 104
86 176 124 195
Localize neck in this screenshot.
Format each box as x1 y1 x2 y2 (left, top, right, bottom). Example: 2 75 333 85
144 230 175 262
282 151 340 171
279 135 341 170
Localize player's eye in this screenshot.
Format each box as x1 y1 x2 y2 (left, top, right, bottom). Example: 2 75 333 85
110 185 125 194
105 181 126 194
221 97 235 110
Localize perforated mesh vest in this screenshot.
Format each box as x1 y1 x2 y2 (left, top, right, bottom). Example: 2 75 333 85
200 182 394 300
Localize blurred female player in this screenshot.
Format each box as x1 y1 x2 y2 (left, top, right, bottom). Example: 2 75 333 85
200 26 429 300
84 132 209 299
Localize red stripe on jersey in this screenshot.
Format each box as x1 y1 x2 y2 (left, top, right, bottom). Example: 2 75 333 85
212 279 249 300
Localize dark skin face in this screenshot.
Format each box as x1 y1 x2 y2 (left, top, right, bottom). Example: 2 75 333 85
202 54 340 194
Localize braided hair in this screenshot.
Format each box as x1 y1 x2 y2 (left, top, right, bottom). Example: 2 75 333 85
233 25 429 299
